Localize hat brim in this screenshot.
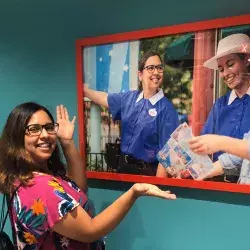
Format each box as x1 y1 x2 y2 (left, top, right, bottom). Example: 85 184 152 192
203 43 250 70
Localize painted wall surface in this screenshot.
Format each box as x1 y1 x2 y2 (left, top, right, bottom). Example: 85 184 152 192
1 0 250 249
89 181 250 250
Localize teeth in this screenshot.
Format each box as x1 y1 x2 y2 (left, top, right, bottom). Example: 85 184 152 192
226 77 234 83
37 144 50 148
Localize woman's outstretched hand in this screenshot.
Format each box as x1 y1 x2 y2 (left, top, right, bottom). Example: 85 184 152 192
132 183 176 200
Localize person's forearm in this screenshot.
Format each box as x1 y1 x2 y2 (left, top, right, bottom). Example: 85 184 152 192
205 161 224 179
90 186 137 241
218 136 249 160
84 87 109 108
60 139 87 192
156 163 168 177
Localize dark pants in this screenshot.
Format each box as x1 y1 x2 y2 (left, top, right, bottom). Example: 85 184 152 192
118 154 157 176
206 174 239 183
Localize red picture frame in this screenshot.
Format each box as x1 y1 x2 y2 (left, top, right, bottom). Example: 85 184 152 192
76 14 250 194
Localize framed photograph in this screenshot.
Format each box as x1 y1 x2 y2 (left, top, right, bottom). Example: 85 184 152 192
76 14 250 193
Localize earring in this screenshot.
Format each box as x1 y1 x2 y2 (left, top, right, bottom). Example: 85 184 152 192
246 58 250 66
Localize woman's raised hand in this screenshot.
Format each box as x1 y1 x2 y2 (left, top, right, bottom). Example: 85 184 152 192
56 105 76 142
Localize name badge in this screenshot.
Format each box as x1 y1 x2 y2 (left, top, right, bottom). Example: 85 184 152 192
148 108 157 117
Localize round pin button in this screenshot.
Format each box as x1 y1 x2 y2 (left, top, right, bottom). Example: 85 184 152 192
148 108 157 117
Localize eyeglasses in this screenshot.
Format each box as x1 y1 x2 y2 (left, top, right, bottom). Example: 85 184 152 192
25 123 59 136
143 64 164 73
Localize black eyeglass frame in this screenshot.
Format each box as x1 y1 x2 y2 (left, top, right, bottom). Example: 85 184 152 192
25 123 59 136
142 64 164 73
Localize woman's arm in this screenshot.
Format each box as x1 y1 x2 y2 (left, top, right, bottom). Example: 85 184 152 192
84 84 109 108
156 163 169 177
189 134 250 160
60 139 87 192
217 137 249 159
52 183 176 242
57 105 87 192
204 160 224 179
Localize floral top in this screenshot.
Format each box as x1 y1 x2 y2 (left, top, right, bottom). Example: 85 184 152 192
11 173 102 250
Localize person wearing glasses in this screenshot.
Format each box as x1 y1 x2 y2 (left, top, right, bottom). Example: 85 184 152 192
84 51 179 176
0 102 176 250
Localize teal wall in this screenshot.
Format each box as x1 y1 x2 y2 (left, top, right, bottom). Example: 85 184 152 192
1 0 250 249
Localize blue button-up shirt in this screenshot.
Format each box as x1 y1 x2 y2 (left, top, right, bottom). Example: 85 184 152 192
219 131 250 184
108 89 179 163
202 89 250 161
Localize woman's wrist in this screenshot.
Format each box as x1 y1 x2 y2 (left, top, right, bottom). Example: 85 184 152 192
219 136 233 152
130 184 142 200
83 84 90 97
59 138 75 148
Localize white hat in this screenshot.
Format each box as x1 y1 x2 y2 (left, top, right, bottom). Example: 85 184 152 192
203 33 250 70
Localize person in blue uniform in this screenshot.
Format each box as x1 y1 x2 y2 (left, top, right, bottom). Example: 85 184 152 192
201 33 250 182
202 34 250 161
84 51 179 176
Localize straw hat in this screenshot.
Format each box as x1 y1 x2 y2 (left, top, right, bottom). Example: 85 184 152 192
203 33 250 70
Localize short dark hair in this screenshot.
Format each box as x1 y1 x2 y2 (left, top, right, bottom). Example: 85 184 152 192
138 51 163 90
138 51 163 72
0 102 66 194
